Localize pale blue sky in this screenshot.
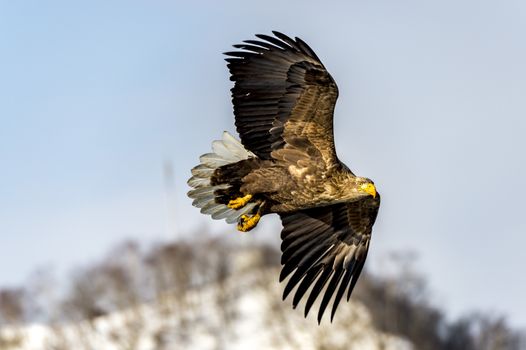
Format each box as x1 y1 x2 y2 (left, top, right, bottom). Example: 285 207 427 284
1 1 525 327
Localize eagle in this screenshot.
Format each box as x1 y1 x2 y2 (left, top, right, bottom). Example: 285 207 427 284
188 31 380 323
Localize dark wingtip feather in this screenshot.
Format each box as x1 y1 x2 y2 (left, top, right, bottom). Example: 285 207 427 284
331 268 354 321
223 51 253 58
255 33 290 50
318 268 344 323
292 267 322 308
347 261 365 301
304 267 332 318
272 31 297 48
279 262 295 282
282 279 295 300
232 43 268 53
295 36 322 62
243 39 274 50
271 30 286 37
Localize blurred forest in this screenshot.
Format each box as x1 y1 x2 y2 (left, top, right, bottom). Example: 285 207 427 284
0 233 524 350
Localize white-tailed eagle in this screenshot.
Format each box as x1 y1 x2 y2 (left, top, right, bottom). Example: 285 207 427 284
188 32 380 323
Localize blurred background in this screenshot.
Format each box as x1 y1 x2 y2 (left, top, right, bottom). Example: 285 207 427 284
0 1 525 349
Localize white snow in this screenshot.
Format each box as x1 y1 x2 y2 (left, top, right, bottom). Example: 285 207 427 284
1 251 413 350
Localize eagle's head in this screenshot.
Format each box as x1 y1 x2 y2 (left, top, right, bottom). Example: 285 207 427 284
356 177 377 198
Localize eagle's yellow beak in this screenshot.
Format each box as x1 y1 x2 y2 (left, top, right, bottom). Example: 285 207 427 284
360 183 377 198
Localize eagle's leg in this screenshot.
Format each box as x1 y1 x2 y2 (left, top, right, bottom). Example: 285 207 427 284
227 194 252 209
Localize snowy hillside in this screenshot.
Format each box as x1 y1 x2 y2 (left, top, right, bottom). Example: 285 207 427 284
2 240 522 349
0 247 413 350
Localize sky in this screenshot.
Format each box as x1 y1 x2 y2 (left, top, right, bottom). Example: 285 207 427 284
1 0 525 327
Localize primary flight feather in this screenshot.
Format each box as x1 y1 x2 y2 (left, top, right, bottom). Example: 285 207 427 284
188 31 380 323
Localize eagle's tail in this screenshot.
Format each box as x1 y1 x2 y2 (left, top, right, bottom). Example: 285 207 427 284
187 131 258 225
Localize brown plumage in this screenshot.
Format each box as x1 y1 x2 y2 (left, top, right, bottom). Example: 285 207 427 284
188 31 380 322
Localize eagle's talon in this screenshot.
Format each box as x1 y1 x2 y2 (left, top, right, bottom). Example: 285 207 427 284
237 213 261 232
228 194 253 209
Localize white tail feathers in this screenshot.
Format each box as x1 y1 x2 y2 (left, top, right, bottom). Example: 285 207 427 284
187 131 257 224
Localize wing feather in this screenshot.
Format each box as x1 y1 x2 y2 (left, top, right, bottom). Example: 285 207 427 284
331 266 354 321
279 195 380 322
225 31 340 169
318 266 344 322
304 266 333 317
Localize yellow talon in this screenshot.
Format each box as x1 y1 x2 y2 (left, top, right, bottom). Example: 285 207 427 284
228 194 253 209
237 213 261 232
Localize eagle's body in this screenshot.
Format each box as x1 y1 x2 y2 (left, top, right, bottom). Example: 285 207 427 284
188 32 380 323
213 158 369 213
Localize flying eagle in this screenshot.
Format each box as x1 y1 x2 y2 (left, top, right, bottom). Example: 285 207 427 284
188 32 380 322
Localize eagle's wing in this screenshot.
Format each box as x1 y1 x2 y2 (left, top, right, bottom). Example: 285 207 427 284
279 195 380 323
225 31 340 169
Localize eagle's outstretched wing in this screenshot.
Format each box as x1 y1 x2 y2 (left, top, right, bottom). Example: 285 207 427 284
279 195 380 323
225 31 341 169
